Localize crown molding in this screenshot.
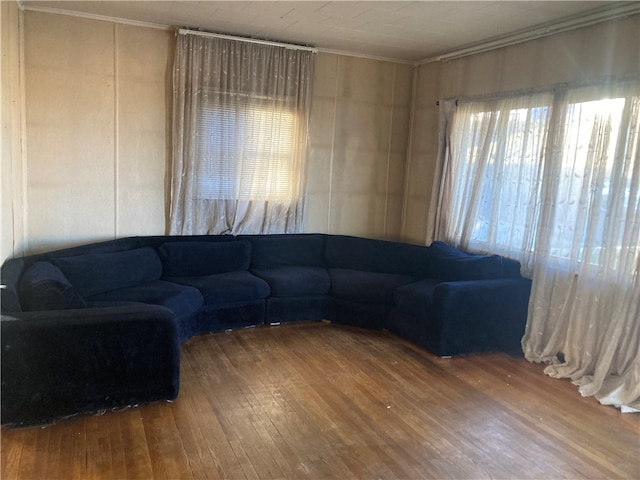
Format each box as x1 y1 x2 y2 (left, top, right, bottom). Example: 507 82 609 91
418 2 640 65
315 47 416 66
19 3 172 31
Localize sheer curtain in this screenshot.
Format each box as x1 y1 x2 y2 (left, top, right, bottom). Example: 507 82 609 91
433 93 553 270
426 99 457 245
525 85 640 412
434 82 640 412
170 32 314 235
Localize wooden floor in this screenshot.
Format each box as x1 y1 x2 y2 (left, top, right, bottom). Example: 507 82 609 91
2 322 639 479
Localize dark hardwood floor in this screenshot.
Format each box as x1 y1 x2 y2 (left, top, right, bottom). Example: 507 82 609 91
2 321 639 479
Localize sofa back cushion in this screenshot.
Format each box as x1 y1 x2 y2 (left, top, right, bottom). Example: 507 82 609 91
324 235 432 278
18 261 87 311
429 241 508 281
241 234 326 268
501 257 522 277
136 234 237 249
52 247 162 297
158 240 251 277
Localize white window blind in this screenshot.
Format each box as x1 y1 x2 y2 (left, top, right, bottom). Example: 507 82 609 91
195 91 297 202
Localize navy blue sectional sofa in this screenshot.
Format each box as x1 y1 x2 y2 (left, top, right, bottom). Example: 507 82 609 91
1 234 531 425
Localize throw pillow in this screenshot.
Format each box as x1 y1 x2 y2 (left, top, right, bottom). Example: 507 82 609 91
52 247 163 298
18 262 87 311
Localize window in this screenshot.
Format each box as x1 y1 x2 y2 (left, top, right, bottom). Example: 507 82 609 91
195 91 297 203
445 87 639 272
447 93 552 258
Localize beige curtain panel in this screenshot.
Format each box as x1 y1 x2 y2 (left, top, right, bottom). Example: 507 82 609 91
169 32 314 235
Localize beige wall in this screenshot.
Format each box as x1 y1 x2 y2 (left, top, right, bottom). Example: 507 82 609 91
402 14 640 244
305 53 412 240
1 0 23 261
19 11 173 256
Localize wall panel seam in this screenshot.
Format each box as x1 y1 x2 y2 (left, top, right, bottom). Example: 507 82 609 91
383 65 396 239
400 67 419 240
18 6 28 256
327 56 339 234
113 24 119 239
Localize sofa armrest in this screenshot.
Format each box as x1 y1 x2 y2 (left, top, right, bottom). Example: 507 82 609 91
1 305 180 425
430 278 532 356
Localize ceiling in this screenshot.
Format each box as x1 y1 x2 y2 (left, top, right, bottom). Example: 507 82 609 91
20 1 637 62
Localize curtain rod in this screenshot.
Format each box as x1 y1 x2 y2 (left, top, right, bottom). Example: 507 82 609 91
178 28 318 53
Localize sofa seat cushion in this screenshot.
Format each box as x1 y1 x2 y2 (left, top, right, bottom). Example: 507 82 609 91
251 266 330 297
328 268 416 304
165 271 270 307
52 247 163 298
393 279 443 310
86 280 203 318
